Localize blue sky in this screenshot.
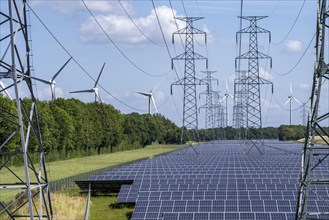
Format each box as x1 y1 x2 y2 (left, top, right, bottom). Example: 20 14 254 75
1 0 325 128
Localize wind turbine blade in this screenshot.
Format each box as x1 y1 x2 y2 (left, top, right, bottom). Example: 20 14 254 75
151 96 158 113
220 96 227 103
225 78 229 93
293 96 302 105
290 82 293 95
284 98 291 106
136 92 150 97
24 75 51 85
52 57 72 81
95 90 102 103
70 89 94 94
95 62 106 87
0 81 12 99
151 78 165 93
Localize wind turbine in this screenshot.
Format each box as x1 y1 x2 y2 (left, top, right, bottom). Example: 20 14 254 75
70 62 106 103
0 80 12 99
23 57 72 100
136 81 162 114
220 79 234 127
284 82 302 125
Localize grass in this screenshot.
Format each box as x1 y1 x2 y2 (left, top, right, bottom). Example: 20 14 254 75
89 194 134 220
297 136 329 145
0 144 179 205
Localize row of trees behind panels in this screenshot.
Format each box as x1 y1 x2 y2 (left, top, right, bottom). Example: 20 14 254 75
0 95 181 165
0 94 312 165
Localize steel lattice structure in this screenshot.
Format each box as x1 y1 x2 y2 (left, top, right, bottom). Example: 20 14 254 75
233 70 248 140
0 0 53 219
235 16 273 154
213 91 225 140
296 0 329 218
171 17 208 145
199 71 217 141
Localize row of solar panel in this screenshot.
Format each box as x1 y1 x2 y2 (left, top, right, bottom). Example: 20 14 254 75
132 211 296 220
132 199 328 210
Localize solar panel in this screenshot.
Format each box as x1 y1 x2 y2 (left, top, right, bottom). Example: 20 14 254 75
87 140 329 220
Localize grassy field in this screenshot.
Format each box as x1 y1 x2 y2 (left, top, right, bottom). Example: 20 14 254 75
297 136 329 145
0 144 179 208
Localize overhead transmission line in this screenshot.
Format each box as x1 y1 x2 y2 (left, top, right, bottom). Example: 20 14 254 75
272 32 315 76
151 0 184 119
27 3 145 112
272 0 306 45
117 0 165 48
81 0 167 78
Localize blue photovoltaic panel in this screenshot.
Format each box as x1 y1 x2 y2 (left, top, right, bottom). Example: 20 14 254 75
89 140 329 220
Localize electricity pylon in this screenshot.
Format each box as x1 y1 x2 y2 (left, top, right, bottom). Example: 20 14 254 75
300 101 308 126
233 70 248 139
235 16 273 154
170 17 208 147
0 1 53 219
213 91 225 140
296 0 329 218
199 70 218 141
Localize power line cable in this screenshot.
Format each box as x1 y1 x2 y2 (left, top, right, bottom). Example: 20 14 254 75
272 33 315 76
117 0 165 47
151 0 185 118
81 0 167 78
181 0 188 17
272 0 306 45
27 3 146 112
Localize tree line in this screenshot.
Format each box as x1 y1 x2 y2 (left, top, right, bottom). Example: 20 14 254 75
0 96 180 164
1 94 322 165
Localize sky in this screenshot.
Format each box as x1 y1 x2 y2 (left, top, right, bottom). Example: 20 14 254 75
1 0 327 128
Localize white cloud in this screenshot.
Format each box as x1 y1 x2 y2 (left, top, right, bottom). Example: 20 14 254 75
79 6 186 46
38 86 65 100
259 67 273 81
299 83 310 90
282 40 303 54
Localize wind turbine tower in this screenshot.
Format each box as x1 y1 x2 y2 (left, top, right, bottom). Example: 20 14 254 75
136 81 162 114
70 62 106 103
284 83 302 125
221 79 234 127
27 57 72 100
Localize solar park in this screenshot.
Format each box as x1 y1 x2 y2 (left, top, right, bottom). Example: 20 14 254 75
76 140 329 220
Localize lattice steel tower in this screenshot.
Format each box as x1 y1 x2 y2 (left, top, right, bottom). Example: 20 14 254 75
296 0 329 218
171 17 208 144
0 1 53 219
233 70 248 140
235 16 273 154
213 91 225 140
199 70 217 141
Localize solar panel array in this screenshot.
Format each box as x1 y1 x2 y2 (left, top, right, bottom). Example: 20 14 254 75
89 140 329 220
